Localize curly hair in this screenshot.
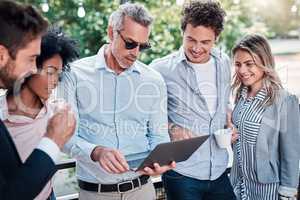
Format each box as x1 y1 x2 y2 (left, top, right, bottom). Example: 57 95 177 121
181 0 226 37
36 26 79 72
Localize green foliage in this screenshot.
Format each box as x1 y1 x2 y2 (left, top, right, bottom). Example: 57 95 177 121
135 0 182 63
19 0 119 57
257 0 300 37
18 0 258 63
219 1 254 56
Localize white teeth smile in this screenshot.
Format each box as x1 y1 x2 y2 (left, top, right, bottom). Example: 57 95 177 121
242 75 252 79
192 52 202 55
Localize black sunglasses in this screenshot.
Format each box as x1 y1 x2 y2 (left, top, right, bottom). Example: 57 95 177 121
117 30 151 51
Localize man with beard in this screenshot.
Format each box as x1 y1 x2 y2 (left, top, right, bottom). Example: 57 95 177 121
0 1 76 199
58 3 175 200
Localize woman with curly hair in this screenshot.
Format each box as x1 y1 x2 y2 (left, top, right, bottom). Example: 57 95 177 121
230 34 300 200
3 27 79 200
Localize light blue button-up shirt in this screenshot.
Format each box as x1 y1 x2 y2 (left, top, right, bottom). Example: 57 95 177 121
150 47 231 180
58 45 170 184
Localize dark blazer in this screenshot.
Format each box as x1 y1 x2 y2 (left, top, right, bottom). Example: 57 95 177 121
0 120 57 200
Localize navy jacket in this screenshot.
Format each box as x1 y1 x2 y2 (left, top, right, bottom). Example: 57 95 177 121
0 120 57 200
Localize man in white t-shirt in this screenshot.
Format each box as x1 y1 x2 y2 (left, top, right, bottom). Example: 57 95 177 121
150 1 235 200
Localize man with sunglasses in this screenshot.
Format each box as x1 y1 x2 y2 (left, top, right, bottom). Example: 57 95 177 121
58 3 175 200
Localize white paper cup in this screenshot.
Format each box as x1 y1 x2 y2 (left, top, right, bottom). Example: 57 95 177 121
214 129 231 148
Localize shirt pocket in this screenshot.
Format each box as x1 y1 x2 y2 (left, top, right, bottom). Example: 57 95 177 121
242 120 261 145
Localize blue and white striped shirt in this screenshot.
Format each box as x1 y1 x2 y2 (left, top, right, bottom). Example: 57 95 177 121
231 87 278 200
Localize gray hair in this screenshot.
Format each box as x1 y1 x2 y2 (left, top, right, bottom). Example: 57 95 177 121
109 3 153 32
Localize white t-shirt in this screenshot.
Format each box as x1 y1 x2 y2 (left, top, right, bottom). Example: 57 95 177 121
187 58 217 117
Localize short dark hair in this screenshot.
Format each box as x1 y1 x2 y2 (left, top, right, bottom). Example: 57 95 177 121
0 0 48 59
36 27 79 72
181 0 226 37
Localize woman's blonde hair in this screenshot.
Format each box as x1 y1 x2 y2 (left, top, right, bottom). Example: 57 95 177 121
231 34 283 105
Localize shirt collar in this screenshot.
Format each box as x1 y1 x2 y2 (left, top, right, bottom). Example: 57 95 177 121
94 44 141 74
255 88 268 101
241 86 248 99
241 86 268 101
5 100 49 124
175 47 187 65
0 93 8 120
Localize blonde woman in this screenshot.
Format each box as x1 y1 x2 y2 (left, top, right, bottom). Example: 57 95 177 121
230 34 300 200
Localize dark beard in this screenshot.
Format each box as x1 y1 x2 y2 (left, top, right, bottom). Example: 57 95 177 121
0 59 17 90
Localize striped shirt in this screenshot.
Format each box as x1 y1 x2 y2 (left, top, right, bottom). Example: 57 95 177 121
230 87 279 200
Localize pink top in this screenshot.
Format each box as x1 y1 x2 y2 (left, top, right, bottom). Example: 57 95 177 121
4 101 55 200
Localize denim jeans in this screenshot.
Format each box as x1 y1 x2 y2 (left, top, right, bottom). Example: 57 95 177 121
162 170 236 200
